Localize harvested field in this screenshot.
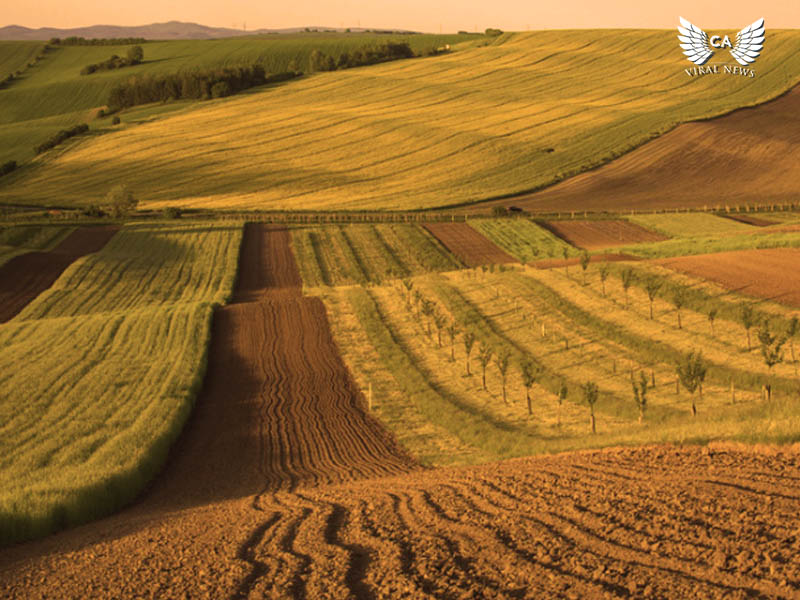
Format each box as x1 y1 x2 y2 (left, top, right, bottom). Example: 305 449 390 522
3 445 800 598
494 85 800 214
722 214 779 227
0 226 117 322
542 220 667 250
423 222 516 267
658 248 800 308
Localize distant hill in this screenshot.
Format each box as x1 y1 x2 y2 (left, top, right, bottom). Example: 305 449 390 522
0 21 418 41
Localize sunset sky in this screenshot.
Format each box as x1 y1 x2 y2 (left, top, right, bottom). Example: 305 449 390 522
4 0 799 32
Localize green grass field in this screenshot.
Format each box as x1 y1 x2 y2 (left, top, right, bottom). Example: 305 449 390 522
627 213 756 238
0 33 474 165
2 29 799 210
0 221 242 544
468 218 578 261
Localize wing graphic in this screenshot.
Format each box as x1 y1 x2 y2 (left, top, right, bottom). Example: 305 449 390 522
677 17 713 65
730 17 765 66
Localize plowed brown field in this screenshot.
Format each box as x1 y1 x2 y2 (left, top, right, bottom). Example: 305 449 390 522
486 85 800 213
658 248 800 308
3 225 800 599
423 222 516 266
0 226 118 322
542 220 667 250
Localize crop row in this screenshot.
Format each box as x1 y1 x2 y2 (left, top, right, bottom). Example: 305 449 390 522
0 221 243 544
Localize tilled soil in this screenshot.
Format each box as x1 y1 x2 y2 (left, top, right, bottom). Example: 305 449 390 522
423 222 517 266
3 225 800 599
657 247 800 308
484 85 800 213
541 220 667 250
0 226 118 322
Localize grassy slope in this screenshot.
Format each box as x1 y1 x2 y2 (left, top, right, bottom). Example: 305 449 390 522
469 218 578 261
627 213 756 238
0 224 74 266
3 29 799 210
0 41 44 79
0 222 242 545
0 33 473 165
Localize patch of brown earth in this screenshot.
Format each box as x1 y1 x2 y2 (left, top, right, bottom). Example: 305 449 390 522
423 222 516 266
542 220 667 250
484 85 800 213
657 247 800 308
0 226 118 322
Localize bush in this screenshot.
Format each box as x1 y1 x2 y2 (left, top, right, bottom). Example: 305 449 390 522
163 207 182 219
34 124 90 155
485 28 503 36
105 184 138 217
127 45 144 65
210 81 231 98
0 160 17 177
111 116 121 125
491 206 510 217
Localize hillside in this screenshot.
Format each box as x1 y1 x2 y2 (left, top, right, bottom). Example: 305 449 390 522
0 22 419 41
1 29 799 210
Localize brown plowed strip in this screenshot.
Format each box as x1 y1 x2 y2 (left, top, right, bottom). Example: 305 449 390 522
657 247 800 308
0 226 118 322
423 222 516 266
542 220 667 250
4 445 800 598
532 252 642 269
482 85 800 213
721 213 778 227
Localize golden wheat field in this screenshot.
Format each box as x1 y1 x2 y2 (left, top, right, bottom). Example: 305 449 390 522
2 29 799 211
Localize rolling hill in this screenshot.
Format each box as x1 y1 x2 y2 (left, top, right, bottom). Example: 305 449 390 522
1 29 799 210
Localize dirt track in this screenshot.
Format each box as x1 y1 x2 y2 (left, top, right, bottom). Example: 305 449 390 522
0 226 118 322
4 225 800 598
658 248 800 308
486 86 800 213
542 220 666 250
424 222 516 266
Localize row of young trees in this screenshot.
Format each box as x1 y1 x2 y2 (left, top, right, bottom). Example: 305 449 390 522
49 37 149 46
80 46 143 75
34 123 89 155
107 65 299 110
308 41 415 72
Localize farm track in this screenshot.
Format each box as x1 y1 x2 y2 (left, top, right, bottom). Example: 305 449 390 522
424 222 517 266
0 225 118 322
4 226 800 598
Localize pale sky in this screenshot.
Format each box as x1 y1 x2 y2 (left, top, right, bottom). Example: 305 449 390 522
4 0 800 32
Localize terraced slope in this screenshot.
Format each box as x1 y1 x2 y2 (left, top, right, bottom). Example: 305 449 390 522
505 85 800 213
3 30 799 210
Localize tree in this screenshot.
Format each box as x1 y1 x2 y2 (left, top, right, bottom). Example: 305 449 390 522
621 268 635 309
463 331 476 375
579 252 590 286
401 279 413 309
786 316 798 370
495 350 511 404
446 322 459 361
598 263 609 297
557 380 568 427
562 246 570 277
421 299 434 335
127 45 143 64
632 371 649 424
758 322 786 401
433 311 445 348
676 350 707 417
707 308 718 337
644 277 662 320
582 381 599 434
105 184 137 217
740 303 757 351
478 343 494 391
520 360 541 416
672 288 686 329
